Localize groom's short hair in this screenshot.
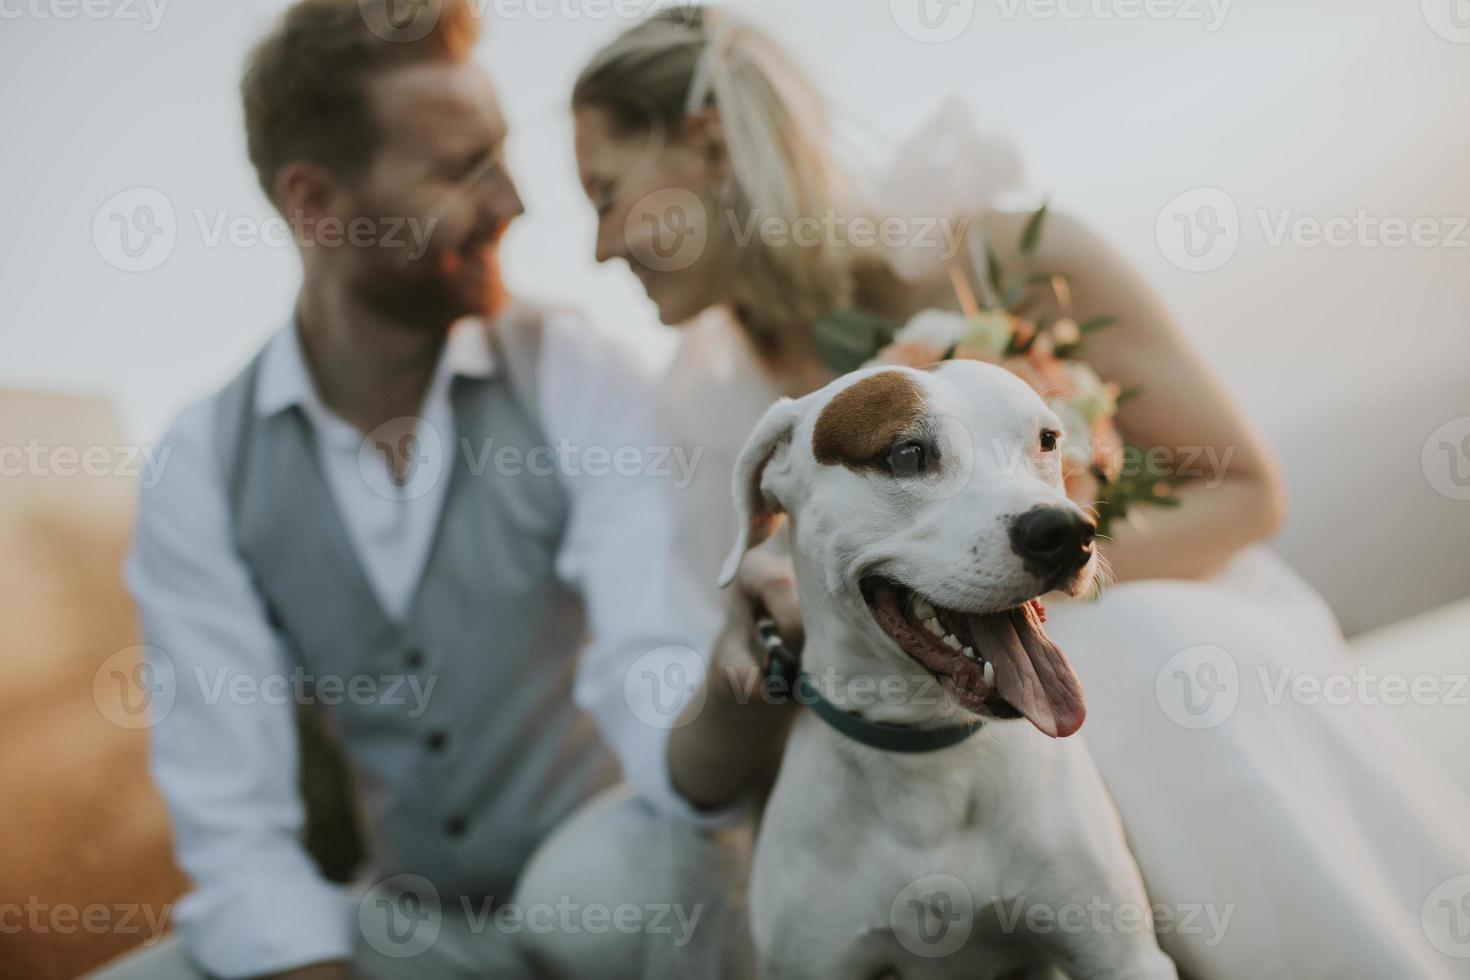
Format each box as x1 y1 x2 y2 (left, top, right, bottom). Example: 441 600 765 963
242 0 479 203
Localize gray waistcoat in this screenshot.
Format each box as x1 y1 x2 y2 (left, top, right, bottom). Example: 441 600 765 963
212 318 618 896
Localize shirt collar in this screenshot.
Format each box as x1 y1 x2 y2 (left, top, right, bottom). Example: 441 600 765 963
254 316 498 419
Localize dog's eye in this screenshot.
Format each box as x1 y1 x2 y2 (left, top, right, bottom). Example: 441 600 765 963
886 441 927 477
1040 429 1060 453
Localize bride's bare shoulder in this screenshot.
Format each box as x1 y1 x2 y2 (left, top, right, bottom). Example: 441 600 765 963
968 205 1122 272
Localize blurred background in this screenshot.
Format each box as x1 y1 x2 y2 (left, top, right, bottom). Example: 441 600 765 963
2 0 1467 975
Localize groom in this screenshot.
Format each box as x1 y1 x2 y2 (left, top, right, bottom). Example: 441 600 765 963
99 1 798 978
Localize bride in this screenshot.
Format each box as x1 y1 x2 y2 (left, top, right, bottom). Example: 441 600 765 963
570 8 1469 977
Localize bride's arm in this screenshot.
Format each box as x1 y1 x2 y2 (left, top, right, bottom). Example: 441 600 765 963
991 209 1287 581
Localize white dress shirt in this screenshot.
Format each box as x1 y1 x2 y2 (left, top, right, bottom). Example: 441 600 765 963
126 309 726 978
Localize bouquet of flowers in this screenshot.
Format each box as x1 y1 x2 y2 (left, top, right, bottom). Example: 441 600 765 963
812 205 1178 536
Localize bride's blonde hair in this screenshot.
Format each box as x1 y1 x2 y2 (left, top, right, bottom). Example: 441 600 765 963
573 6 883 346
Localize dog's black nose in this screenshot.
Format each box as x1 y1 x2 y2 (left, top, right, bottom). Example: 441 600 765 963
1009 506 1096 578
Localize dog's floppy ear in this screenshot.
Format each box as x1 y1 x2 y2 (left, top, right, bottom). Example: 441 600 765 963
718 397 802 588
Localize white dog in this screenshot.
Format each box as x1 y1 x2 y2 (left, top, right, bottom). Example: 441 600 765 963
719 361 1178 980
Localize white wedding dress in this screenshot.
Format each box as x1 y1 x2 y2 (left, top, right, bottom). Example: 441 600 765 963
658 309 1470 979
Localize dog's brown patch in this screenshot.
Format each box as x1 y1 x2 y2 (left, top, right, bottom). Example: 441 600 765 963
812 371 926 471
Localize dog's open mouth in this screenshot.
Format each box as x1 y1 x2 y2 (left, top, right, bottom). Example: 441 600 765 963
862 578 1086 738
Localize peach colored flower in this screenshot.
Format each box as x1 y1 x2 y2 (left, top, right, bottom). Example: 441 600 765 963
872 341 948 369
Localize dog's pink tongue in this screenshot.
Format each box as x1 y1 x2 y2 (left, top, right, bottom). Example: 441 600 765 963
970 604 1086 737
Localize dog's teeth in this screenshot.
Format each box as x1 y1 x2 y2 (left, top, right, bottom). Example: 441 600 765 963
923 617 942 635
983 660 995 685
963 646 976 659
911 597 937 620
942 634 962 651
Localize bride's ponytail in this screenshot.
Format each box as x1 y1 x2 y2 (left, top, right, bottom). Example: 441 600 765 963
574 6 873 344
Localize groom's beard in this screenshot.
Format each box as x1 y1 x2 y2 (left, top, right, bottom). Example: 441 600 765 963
352 223 510 330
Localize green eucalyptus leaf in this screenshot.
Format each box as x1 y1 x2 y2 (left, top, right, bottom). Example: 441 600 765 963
985 244 1005 297
1114 384 1143 406
1079 315 1118 334
1020 202 1049 256
812 309 899 376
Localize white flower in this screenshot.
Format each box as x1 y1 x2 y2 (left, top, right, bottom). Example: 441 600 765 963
965 310 1014 357
1052 317 1081 347
895 308 970 350
1064 363 1120 422
895 307 1016 359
